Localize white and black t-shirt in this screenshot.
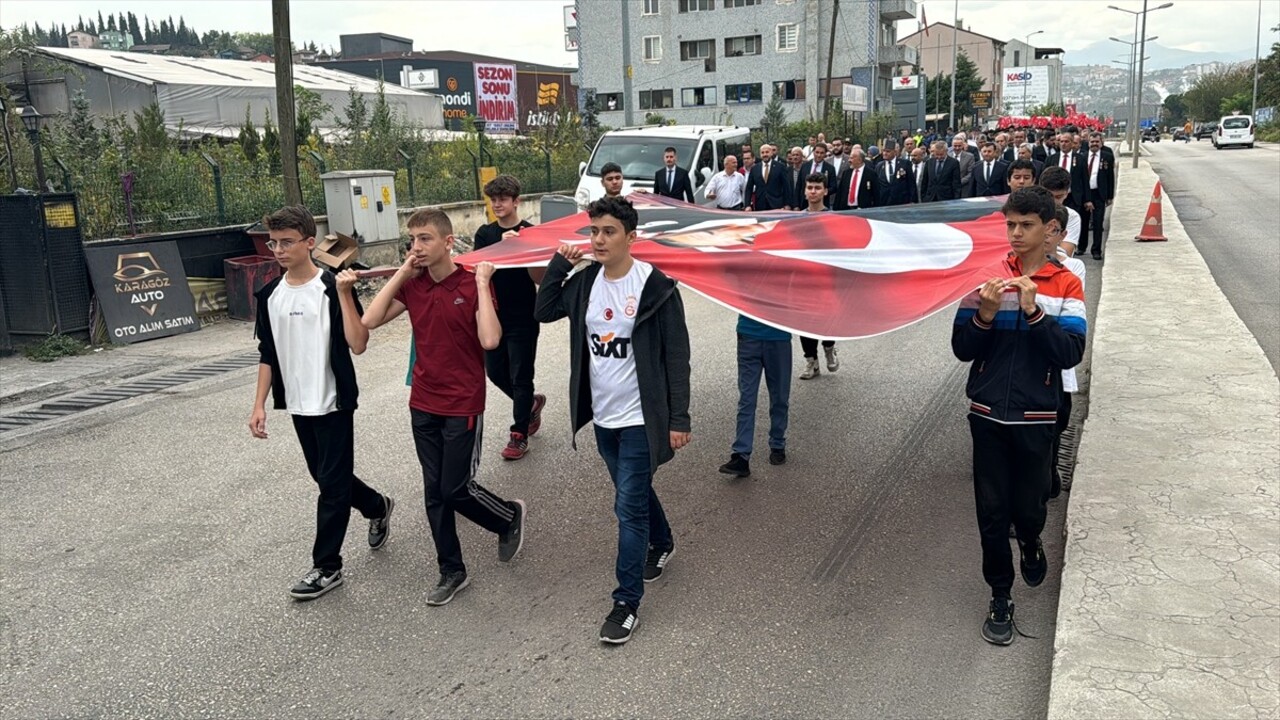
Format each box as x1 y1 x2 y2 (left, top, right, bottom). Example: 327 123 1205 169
587 259 652 428
268 271 338 415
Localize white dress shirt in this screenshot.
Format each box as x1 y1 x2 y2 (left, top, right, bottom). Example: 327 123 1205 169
705 170 746 208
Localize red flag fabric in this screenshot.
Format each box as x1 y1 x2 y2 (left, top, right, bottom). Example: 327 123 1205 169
455 194 1013 340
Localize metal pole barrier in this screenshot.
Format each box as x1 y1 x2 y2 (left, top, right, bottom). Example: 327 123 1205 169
201 152 226 225
398 148 415 204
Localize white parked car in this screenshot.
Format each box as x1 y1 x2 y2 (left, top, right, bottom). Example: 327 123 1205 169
1214 114 1254 149
575 125 751 208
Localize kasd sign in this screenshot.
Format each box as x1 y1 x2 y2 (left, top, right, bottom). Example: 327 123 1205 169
474 62 519 133
85 241 199 343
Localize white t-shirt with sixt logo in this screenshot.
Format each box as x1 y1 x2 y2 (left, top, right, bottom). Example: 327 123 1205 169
587 259 652 428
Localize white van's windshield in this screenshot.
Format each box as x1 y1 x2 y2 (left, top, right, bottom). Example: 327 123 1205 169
1222 117 1252 130
587 136 699 180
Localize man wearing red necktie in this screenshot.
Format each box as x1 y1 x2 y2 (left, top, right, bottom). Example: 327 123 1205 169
834 148 879 211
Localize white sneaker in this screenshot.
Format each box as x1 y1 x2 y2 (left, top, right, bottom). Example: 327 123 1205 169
825 346 840 372
800 357 820 380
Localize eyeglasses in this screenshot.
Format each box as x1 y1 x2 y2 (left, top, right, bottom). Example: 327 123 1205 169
265 237 309 251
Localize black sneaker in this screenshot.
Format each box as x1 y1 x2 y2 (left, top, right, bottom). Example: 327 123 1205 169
600 602 639 644
368 495 394 550
643 544 674 582
498 499 526 562
289 567 343 601
981 596 1015 645
426 571 470 606
769 448 787 465
1020 537 1047 587
719 453 750 477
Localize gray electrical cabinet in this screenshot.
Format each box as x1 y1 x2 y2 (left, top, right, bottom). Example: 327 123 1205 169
320 170 400 242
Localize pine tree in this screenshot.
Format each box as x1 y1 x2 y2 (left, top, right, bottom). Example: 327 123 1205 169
66 90 101 158
76 16 85 32
261 108 281 174
118 13 128 37
97 11 106 33
133 102 168 153
238 106 260 162
127 13 141 45
369 79 394 139
107 14 116 32
87 19 97 36
177 18 188 46
33 22 44 44
339 86 368 138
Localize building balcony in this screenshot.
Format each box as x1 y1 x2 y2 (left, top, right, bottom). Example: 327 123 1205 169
877 44 918 67
880 0 917 22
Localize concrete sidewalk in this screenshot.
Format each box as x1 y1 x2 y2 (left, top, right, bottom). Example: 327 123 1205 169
1048 160 1280 717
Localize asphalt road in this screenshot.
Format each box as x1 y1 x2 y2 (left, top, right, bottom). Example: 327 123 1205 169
1145 139 1280 375
0 252 1102 718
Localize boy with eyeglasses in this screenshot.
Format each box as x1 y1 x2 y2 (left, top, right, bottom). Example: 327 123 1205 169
249 205 393 601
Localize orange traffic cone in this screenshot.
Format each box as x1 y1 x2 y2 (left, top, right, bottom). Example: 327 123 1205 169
1135 180 1168 242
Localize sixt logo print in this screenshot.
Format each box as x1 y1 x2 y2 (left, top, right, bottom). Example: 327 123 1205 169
590 332 631 359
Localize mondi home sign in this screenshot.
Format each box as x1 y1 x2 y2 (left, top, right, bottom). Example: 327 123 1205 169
85 241 199 343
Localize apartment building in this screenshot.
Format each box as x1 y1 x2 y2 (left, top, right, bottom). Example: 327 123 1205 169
576 0 918 128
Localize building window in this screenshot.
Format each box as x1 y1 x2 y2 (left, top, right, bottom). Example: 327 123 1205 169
724 35 762 57
643 36 662 62
1013 50 1021 66
773 80 804 100
725 82 763 104
680 39 715 61
640 89 674 109
724 0 760 6
600 93 624 111
644 0 661 14
776 23 798 52
682 86 718 106
679 0 715 11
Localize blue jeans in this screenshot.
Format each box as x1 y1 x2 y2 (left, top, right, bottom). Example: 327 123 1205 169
594 424 673 610
732 335 792 458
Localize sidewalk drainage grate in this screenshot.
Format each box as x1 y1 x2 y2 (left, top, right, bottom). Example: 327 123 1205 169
0 352 260 435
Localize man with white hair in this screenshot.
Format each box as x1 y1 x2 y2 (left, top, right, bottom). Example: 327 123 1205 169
951 134 977 198
705 154 747 210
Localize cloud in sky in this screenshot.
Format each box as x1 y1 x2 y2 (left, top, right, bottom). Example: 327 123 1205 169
3 0 1276 67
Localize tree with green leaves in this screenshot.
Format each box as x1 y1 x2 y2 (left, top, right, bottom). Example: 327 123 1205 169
63 90 101 159
133 102 169 153
239 107 260 162
261 109 281 174
293 85 330 144
761 90 788 132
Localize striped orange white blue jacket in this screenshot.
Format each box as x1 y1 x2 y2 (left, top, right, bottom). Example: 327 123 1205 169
951 253 1087 424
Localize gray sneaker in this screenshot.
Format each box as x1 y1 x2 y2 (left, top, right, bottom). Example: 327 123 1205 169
800 357 820 380
289 567 343 601
498 499 526 562
368 495 394 550
426 572 470 606
824 346 840 372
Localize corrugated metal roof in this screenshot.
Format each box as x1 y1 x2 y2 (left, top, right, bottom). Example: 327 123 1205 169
38 47 427 95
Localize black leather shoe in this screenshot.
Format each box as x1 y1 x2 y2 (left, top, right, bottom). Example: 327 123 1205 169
719 453 750 477
769 448 787 465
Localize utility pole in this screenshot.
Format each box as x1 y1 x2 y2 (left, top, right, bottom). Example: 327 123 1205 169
948 0 958 132
1132 0 1149 170
1252 0 1262 117
620 0 634 126
823 0 840 122
272 0 302 206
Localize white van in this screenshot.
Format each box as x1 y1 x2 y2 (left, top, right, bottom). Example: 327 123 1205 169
1214 114 1254 149
574 125 752 208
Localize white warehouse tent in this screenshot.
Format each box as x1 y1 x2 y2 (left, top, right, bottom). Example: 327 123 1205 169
20 47 445 138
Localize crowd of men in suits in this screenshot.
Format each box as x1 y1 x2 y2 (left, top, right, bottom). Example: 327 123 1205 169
657 124 1116 260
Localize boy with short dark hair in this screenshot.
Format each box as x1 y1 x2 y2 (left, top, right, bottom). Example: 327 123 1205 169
249 205 392 601
363 208 527 607
798 173 838 380
1038 166 1082 257
951 186 1087 645
534 196 692 645
477 174 546 461
601 162 625 198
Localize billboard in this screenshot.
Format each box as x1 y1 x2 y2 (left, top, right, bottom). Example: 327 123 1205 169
1002 67 1050 113
474 62 519 133
842 84 869 112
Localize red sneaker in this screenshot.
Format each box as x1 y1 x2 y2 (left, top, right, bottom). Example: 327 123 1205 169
528 393 547 437
501 432 529 460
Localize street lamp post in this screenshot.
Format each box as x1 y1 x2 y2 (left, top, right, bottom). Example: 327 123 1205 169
1252 0 1262 116
1022 30 1044 115
1110 2 1174 168
473 117 487 166
19 105 47 192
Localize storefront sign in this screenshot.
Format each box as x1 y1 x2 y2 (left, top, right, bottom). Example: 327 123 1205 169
85 241 199 343
474 62 519 132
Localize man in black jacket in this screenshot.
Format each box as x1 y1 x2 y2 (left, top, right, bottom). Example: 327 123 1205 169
745 144 789 210
875 141 915 206
920 141 962 202
250 205 392 602
534 196 692 646
1080 132 1116 260
653 146 695 202
833 148 879 210
799 143 837 208
970 142 1010 197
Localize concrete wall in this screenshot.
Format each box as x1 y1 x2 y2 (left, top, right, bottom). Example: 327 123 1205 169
315 191 561 266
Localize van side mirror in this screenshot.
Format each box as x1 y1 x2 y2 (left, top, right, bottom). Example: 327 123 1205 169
700 167 713 182
579 161 587 176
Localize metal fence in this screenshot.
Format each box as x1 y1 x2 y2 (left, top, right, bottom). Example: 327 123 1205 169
62 148 580 241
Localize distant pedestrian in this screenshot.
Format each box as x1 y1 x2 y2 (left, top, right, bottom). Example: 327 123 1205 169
363 208 527 607
535 196 692 645
249 205 393 601
951 186 1087 645
798 173 840 378
477 174 547 461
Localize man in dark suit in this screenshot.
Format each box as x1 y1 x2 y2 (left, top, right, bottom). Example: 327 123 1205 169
951 135 977 196
782 146 808 210
1016 144 1046 180
970 142 1010 197
653 146 695 202
874 141 915 206
1080 132 1116 260
1046 132 1087 213
744 144 788 211
909 146 927 203
799 143 837 208
920 141 962 202
833 149 879 210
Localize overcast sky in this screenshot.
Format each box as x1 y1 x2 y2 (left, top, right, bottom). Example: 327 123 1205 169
2 0 1276 67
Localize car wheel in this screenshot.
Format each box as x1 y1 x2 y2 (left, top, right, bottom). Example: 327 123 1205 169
1248 143 1254 149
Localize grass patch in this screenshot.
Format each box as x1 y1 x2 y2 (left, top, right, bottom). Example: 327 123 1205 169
23 334 89 363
